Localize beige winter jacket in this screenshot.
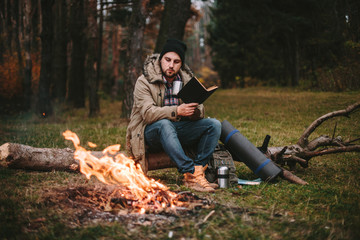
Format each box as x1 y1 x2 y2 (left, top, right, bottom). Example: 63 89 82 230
126 54 205 173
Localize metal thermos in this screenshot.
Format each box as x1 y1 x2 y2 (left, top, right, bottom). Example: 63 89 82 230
217 166 230 188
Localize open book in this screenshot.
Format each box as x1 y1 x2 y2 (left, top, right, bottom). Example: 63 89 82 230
177 77 218 104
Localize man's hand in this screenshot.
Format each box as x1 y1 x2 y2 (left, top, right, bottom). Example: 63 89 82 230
177 103 199 117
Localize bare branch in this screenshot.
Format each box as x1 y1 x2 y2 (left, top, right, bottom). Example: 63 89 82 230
272 146 288 163
283 155 308 166
345 137 360 144
304 145 360 158
297 102 360 148
280 169 308 185
307 135 344 151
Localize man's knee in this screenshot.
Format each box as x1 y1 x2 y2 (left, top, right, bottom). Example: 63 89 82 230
156 119 174 129
205 118 221 135
151 119 177 137
210 118 221 130
145 119 176 151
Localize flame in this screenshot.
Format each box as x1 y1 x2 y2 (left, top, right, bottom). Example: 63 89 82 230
63 130 178 213
87 142 97 148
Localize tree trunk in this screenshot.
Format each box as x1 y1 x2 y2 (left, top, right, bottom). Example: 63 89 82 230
0 0 6 63
14 0 25 103
0 143 79 172
68 0 86 108
291 34 300 86
97 0 103 99
37 0 54 117
285 33 300 87
122 0 149 119
23 0 32 111
5 0 13 53
0 143 174 172
154 0 191 53
111 26 121 101
31 0 40 51
87 0 100 117
52 0 68 102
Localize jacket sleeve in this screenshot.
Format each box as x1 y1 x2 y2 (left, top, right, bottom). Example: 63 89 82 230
133 77 179 124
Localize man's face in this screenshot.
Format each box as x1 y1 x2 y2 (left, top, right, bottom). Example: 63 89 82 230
160 52 182 81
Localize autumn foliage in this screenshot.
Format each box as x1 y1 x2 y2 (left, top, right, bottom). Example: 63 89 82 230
0 51 40 100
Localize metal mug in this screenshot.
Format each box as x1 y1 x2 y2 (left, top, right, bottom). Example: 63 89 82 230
217 166 230 188
172 81 183 95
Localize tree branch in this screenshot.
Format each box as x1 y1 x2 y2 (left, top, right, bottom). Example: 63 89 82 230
297 102 360 148
304 145 360 158
280 168 308 185
307 135 344 151
283 155 308 166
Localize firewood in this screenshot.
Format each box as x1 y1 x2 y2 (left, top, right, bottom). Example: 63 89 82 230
0 142 175 172
0 142 79 172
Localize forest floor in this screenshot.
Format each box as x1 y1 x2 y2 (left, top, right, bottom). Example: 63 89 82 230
1 87 360 239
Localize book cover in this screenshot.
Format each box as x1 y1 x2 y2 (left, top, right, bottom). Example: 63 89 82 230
177 77 218 104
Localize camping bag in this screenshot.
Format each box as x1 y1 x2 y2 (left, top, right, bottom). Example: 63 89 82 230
205 144 238 185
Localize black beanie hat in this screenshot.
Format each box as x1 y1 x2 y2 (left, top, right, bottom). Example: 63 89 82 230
159 39 187 64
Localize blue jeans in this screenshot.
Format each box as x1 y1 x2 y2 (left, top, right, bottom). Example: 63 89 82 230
144 118 221 174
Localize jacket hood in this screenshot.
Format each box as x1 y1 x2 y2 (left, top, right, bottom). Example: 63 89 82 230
143 53 194 83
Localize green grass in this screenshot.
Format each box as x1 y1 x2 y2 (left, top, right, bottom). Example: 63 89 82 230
1 87 360 239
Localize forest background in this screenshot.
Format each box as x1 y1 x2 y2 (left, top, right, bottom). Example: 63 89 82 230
0 0 359 118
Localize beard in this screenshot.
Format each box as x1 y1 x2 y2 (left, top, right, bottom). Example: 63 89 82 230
164 69 176 79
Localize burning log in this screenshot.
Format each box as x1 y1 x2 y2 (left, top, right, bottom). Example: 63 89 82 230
0 142 174 172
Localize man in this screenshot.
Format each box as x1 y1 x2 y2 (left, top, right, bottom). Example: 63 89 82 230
126 39 221 192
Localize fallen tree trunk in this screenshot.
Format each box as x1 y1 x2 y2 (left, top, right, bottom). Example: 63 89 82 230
0 143 80 172
0 142 175 172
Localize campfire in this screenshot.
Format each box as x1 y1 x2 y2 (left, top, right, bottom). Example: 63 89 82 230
62 130 211 215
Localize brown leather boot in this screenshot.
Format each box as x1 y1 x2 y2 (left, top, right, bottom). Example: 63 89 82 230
183 165 215 192
203 164 219 189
